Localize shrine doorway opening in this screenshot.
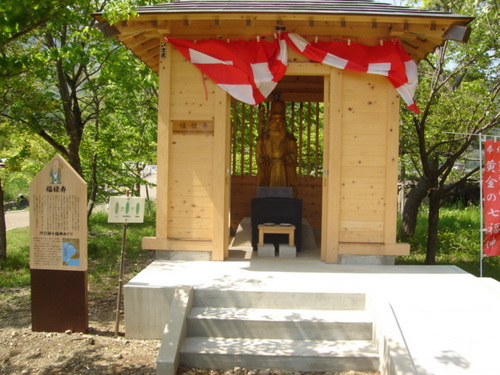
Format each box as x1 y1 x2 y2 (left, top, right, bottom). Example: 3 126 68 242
229 75 325 258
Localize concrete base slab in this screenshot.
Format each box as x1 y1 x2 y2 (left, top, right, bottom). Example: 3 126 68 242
279 244 296 257
155 251 211 261
125 260 500 375
258 244 275 257
339 255 395 265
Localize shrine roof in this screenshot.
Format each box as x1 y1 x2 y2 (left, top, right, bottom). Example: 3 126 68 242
93 0 473 73
132 0 471 20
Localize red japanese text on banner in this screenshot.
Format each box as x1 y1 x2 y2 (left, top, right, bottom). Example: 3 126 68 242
483 140 500 256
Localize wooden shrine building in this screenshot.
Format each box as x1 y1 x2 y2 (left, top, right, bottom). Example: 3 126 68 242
94 0 472 263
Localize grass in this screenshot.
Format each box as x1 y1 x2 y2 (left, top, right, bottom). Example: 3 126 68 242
0 227 30 287
1 204 500 288
86 211 156 295
0 209 156 289
396 204 500 280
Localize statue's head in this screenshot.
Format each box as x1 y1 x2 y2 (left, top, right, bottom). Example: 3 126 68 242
268 99 286 134
270 99 286 117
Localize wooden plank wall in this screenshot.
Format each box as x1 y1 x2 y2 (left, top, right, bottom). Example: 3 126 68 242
231 175 322 231
337 71 397 244
169 135 214 240
166 50 217 241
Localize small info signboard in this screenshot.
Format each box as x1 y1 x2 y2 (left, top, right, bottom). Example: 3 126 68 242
108 196 145 223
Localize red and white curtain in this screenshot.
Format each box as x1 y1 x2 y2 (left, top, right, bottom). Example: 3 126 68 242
483 140 500 256
165 36 287 105
165 32 420 113
284 33 419 113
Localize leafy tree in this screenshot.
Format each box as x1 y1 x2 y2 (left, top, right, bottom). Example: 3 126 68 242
1 0 159 219
400 0 499 264
1 0 160 259
0 0 73 259
0 179 4 259
82 51 157 212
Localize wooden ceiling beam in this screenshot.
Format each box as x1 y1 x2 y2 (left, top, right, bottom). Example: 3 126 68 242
133 38 159 55
279 92 324 103
118 33 150 49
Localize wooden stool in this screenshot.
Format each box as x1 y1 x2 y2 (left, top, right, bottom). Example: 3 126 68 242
258 224 296 246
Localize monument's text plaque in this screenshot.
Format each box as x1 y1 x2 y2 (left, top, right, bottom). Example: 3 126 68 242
29 154 87 271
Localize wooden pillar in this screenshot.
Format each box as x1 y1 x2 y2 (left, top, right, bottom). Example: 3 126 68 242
322 68 342 263
155 42 172 240
384 87 400 244
212 87 230 260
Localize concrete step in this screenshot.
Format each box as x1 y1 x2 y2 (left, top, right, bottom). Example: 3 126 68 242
188 307 373 340
193 290 366 310
180 337 379 372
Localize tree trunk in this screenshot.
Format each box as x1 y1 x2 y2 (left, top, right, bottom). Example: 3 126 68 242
0 178 7 259
399 178 429 241
425 187 441 265
87 153 98 219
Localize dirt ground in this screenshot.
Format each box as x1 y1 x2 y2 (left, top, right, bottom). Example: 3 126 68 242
0 252 378 375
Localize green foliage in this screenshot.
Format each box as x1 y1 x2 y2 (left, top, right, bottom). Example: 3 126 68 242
81 43 158 200
101 0 167 25
88 209 157 289
400 0 499 169
0 0 159 207
0 125 53 201
0 228 30 287
398 0 499 263
397 205 500 279
0 0 74 76
0 209 156 288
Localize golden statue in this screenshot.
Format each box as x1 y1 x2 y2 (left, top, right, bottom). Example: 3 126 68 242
257 99 297 191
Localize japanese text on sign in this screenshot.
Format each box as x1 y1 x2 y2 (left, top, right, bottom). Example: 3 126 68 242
172 121 214 135
483 140 500 256
29 155 87 271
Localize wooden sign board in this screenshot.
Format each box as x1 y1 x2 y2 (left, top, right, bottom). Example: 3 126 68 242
29 154 88 332
108 196 145 223
172 120 214 135
29 154 88 271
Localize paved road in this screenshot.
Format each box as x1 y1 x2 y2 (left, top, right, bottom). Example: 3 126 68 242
5 210 29 231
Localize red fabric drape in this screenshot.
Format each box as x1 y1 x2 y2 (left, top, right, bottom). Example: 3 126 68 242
284 33 419 113
483 140 500 256
165 35 287 105
165 33 420 113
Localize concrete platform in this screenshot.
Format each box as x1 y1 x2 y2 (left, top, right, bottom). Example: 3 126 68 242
124 259 500 375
